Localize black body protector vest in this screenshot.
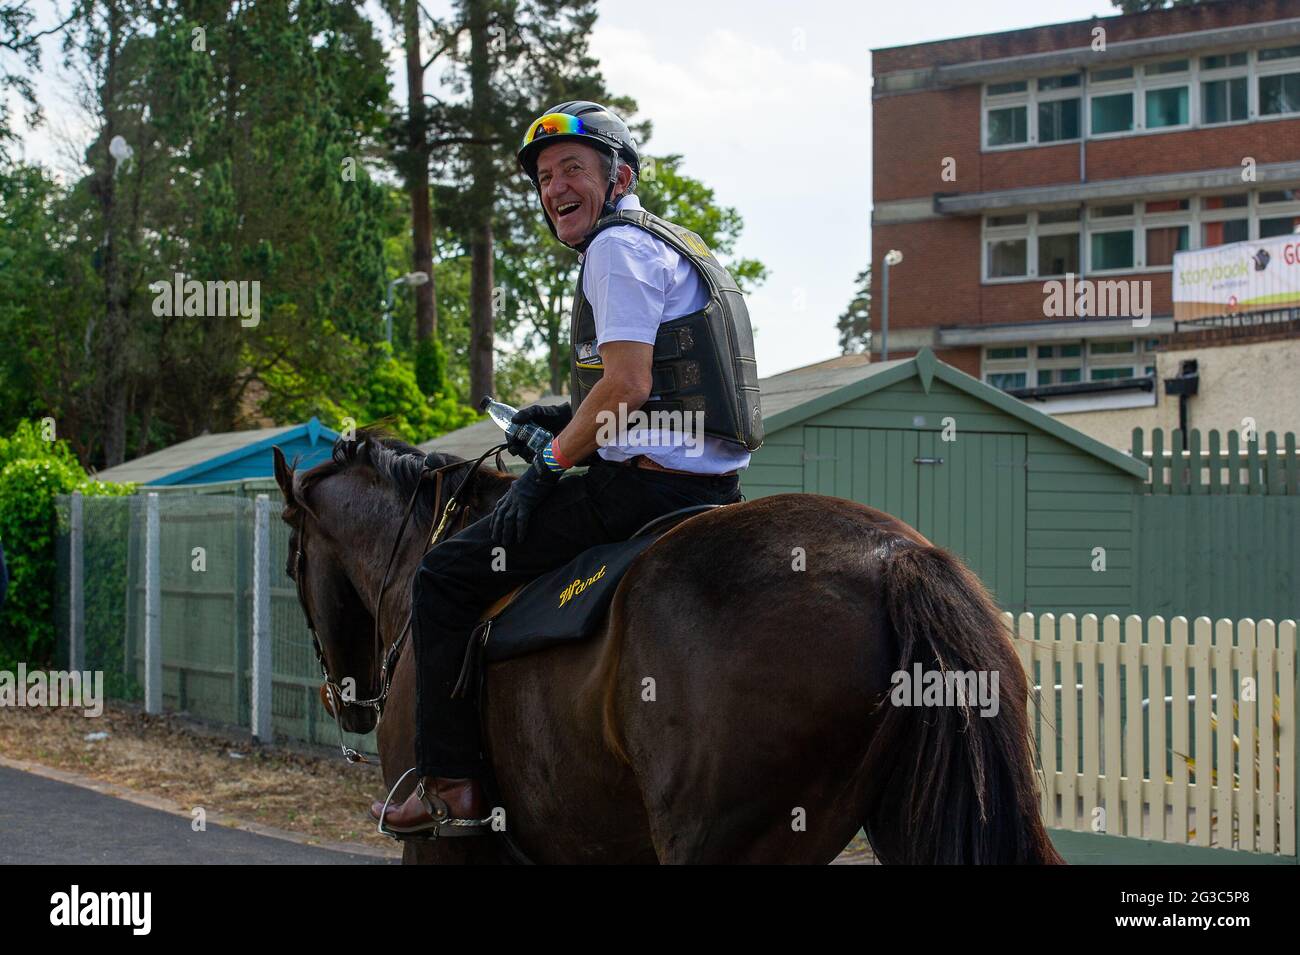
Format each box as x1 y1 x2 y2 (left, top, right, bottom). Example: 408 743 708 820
570 208 764 451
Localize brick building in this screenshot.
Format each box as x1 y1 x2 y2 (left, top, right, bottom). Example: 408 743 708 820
870 0 1300 428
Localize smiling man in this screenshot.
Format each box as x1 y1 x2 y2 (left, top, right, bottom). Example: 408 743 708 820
372 101 763 837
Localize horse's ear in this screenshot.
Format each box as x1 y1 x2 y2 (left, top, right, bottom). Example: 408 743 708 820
272 446 294 504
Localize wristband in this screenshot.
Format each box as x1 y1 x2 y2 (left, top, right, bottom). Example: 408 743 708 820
540 438 571 473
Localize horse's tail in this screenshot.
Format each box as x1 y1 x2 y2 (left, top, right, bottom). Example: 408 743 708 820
863 540 1064 864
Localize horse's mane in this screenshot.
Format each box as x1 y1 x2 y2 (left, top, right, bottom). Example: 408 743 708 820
294 426 469 525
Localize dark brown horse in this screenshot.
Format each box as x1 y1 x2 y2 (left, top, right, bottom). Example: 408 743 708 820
272 430 1063 864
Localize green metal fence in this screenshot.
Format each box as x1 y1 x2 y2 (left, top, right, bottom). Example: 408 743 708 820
56 489 375 754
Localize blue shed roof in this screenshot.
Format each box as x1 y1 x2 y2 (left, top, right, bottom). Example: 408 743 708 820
93 417 340 486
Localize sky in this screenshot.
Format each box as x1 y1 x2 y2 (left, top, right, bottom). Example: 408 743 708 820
13 0 1120 375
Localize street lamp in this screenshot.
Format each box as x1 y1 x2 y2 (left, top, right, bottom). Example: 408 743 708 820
383 271 430 347
881 249 903 361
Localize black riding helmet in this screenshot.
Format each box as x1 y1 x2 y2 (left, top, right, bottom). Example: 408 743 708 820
517 101 640 248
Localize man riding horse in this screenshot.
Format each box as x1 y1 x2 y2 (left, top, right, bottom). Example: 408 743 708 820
371 101 763 836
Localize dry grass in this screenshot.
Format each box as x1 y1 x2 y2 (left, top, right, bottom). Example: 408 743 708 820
0 699 395 852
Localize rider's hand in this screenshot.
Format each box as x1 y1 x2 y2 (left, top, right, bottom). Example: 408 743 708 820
506 401 573 463
490 456 563 545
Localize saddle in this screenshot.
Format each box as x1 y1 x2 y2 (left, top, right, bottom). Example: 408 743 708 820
451 504 719 696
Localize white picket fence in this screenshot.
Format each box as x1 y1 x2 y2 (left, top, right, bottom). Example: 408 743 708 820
1007 612 1297 856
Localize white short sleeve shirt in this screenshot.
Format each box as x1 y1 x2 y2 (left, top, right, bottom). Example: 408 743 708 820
580 194 751 474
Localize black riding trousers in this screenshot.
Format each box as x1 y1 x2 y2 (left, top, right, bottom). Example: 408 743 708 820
412 459 741 778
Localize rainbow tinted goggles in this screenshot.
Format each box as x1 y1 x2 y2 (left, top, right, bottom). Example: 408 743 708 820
522 112 587 147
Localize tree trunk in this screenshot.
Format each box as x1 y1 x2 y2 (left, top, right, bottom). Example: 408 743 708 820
466 0 494 401
404 0 436 341
97 0 130 468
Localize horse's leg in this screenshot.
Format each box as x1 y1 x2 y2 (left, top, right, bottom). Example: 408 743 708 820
609 544 895 864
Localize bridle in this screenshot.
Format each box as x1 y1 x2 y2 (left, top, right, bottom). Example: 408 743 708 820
290 443 508 764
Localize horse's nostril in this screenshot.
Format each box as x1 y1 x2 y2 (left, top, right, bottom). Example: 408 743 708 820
319 683 335 717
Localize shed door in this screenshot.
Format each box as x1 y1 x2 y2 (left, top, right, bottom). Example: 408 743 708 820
802 427 1026 610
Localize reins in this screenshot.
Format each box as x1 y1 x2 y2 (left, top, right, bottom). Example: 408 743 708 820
293 443 508 764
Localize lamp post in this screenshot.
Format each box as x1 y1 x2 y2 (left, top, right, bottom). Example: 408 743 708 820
383 271 430 347
880 249 903 361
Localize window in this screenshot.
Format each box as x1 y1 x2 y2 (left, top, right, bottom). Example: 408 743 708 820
1091 92 1134 134
1039 208 1081 224
1202 76 1248 123
1258 45 1300 62
981 46 1300 151
1092 203 1134 219
987 372 1027 390
1145 59 1189 76
1091 367 1135 381
1091 230 1135 271
1260 72 1300 115
1145 225 1188 266
983 342 1086 393
987 238 1028 277
1201 52 1247 70
1260 215 1300 237
1090 340 1135 355
987 80 1028 95
1038 233 1079 276
984 74 1079 148
1091 66 1133 82
987 106 1028 145
979 193 1300 282
1203 194 1248 209
1145 86 1189 127
1038 98 1080 142
1145 198 1189 213
1202 219 1248 247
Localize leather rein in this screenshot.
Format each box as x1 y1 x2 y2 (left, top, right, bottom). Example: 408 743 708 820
291 444 508 764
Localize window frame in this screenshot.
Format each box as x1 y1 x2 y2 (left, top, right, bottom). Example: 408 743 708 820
981 339 1159 392
982 72 1082 150
977 190 1300 282
978 47 1294 152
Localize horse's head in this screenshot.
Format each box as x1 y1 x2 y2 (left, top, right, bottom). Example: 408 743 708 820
273 440 385 734
272 430 515 737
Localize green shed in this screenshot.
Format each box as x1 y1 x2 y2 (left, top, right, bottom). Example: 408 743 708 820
744 348 1149 617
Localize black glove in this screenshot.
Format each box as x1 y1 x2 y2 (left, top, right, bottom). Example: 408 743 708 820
490 457 562 545
506 401 573 463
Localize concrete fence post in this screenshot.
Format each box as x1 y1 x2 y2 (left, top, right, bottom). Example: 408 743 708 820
251 494 273 742
68 491 84 671
144 492 162 714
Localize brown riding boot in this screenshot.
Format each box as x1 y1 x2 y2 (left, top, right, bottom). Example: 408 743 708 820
370 775 489 837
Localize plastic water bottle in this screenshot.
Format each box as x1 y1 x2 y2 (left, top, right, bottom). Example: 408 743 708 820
480 395 552 458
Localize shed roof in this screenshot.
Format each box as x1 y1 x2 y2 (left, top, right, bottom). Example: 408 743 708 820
765 348 1148 478
94 417 337 485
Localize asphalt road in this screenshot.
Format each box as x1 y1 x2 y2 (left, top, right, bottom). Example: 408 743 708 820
0 765 390 864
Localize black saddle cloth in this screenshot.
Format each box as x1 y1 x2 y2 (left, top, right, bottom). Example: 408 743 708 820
479 504 716 664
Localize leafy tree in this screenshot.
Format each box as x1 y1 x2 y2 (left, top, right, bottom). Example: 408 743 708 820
0 420 132 670
837 266 872 355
